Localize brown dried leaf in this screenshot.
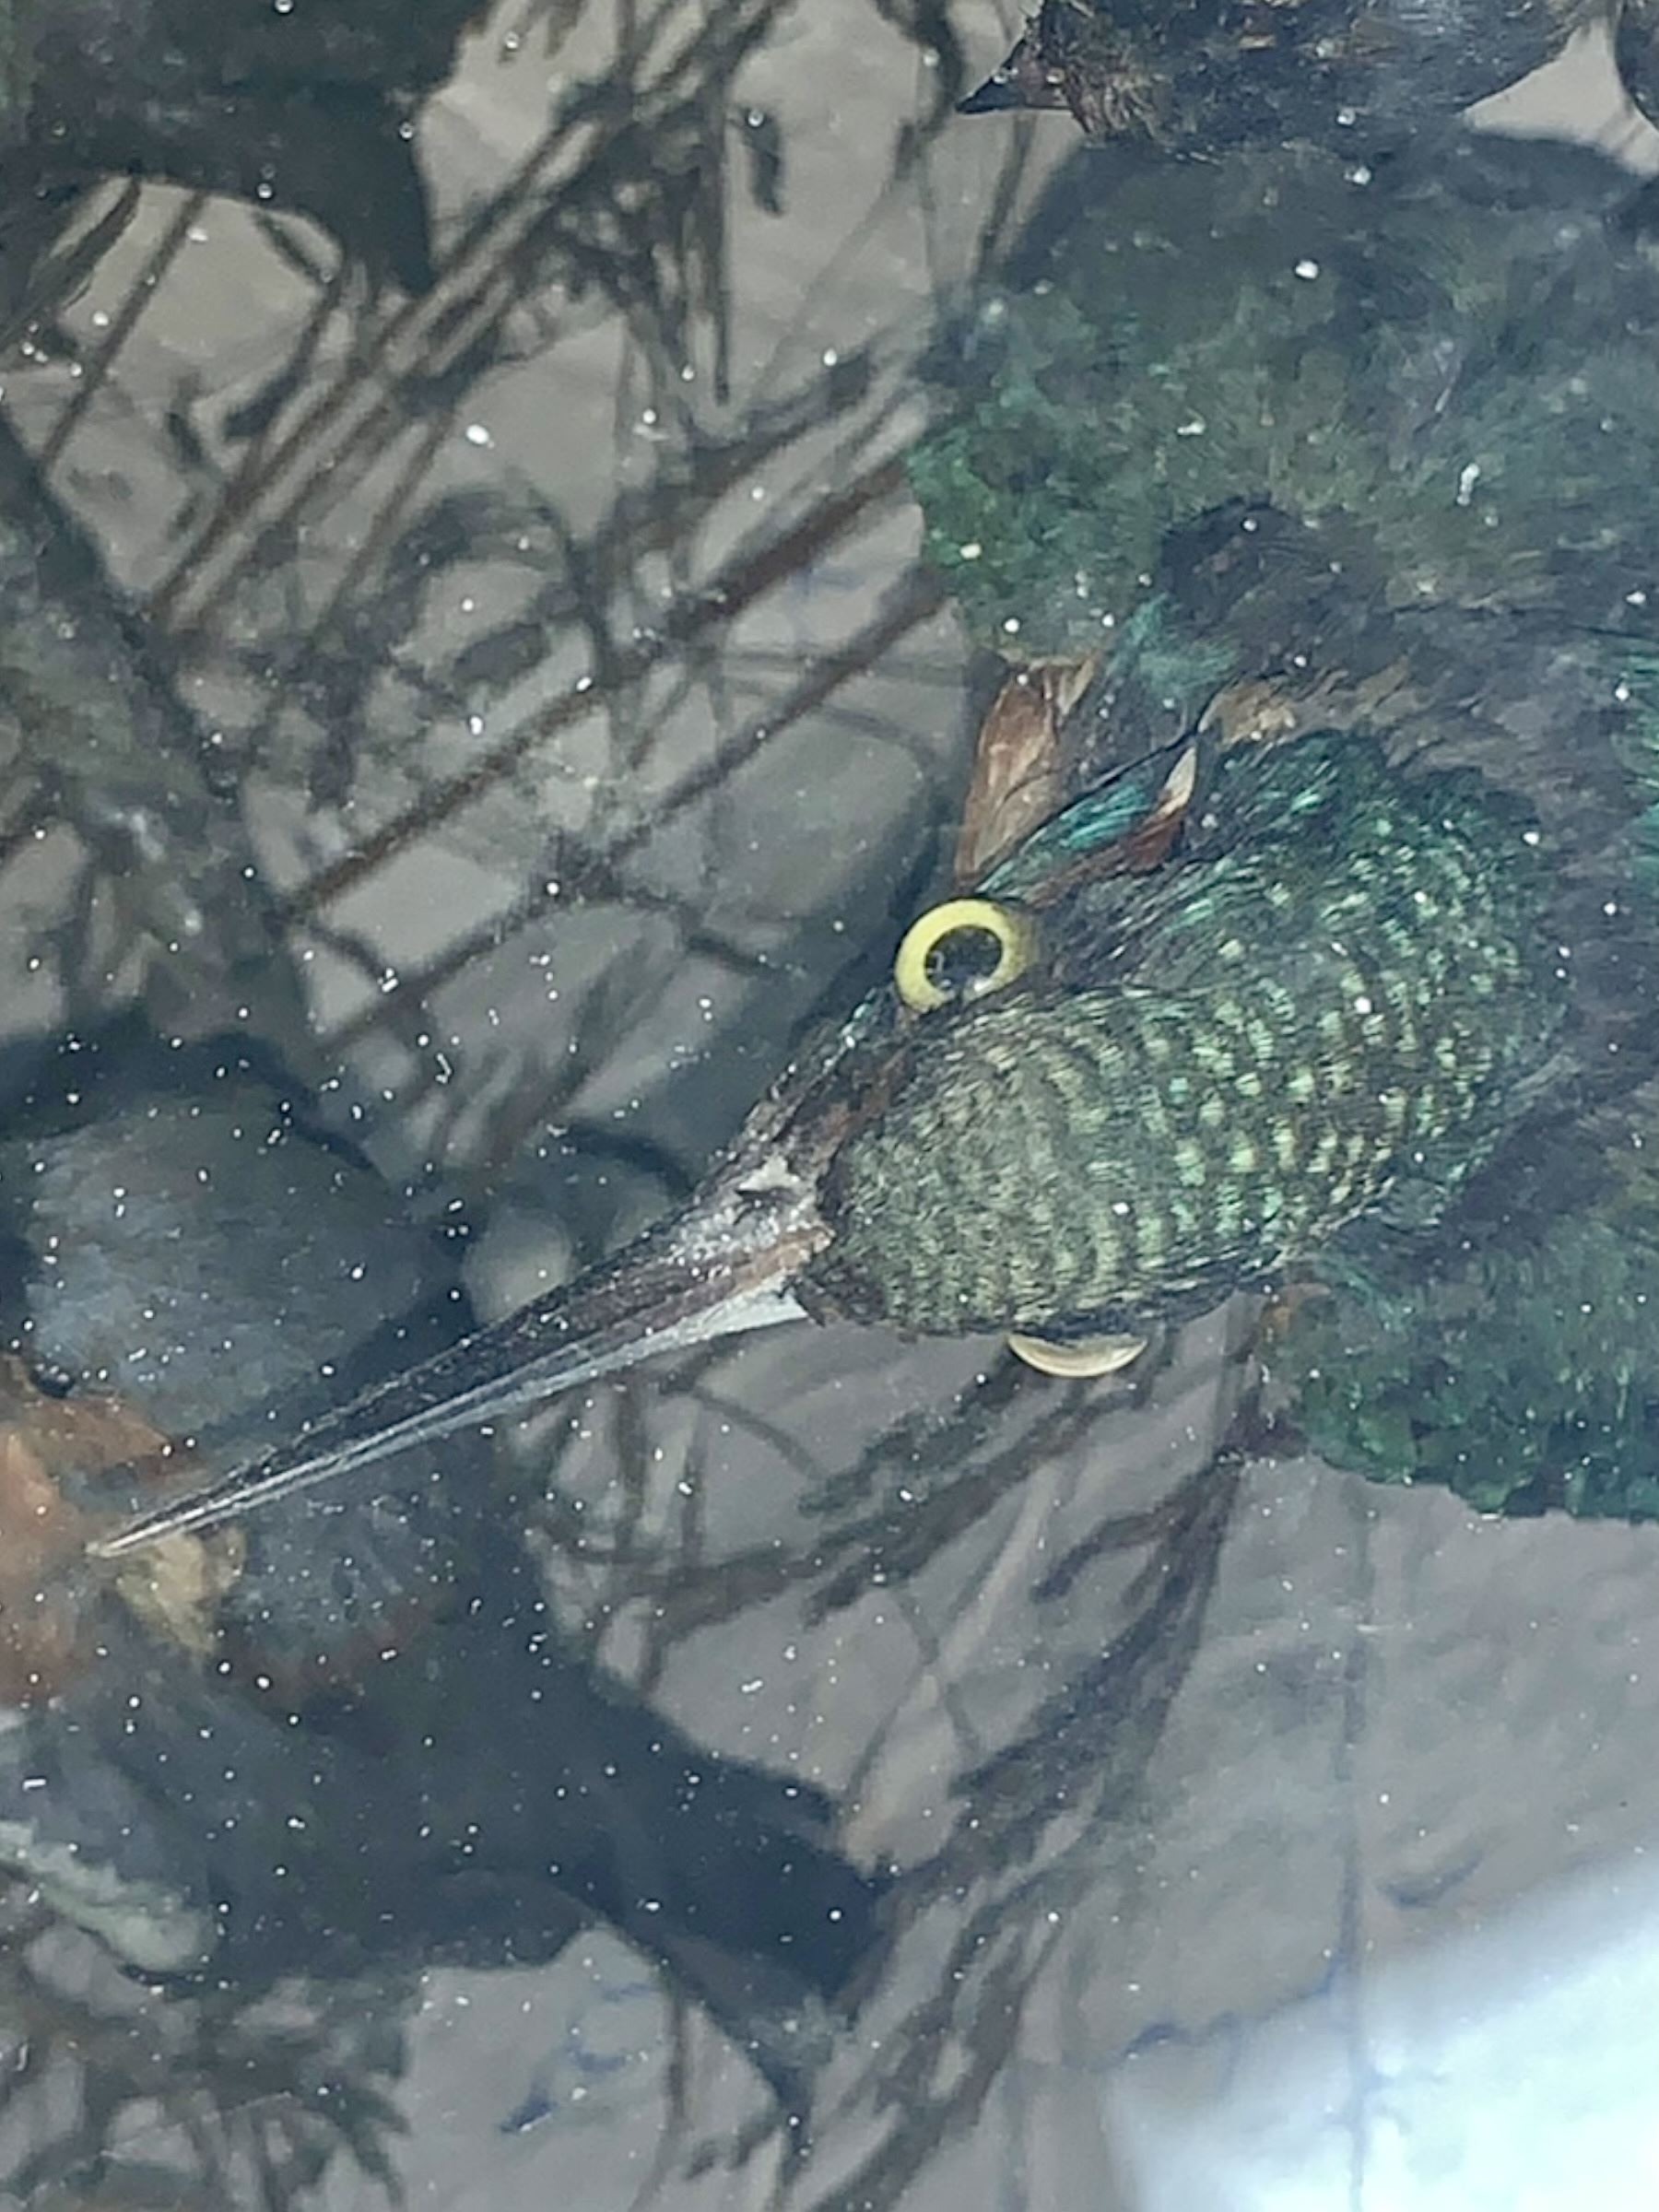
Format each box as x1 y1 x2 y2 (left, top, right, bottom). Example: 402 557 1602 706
954 655 1097 885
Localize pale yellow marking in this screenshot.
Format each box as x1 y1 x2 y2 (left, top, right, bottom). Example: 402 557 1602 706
1174 1138 1208 1188
1008 1331 1147 1379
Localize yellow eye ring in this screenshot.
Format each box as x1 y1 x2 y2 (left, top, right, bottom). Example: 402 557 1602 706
892 896 1037 1014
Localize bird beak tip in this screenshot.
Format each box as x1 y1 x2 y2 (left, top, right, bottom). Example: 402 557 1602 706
82 1155 829 1560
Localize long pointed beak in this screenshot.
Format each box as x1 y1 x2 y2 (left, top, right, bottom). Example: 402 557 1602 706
88 1160 827 1560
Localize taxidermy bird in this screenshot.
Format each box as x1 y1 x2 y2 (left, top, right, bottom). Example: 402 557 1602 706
958 0 1659 153
908 124 1659 1517
90 131 1659 1559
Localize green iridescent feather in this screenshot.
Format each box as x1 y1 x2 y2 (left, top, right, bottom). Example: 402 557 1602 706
902 131 1659 1516
1266 574 1659 1522
809 734 1566 1335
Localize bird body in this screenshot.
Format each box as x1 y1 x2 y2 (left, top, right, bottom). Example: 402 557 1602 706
807 733 1565 1335
899 125 1659 1513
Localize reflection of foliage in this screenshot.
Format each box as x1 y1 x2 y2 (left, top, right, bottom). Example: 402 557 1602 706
0 0 1014 1153
541 1353 1109 1660
812 1455 1241 2212
0 1907 409 2208
0 0 494 290
530 1307 1253 2208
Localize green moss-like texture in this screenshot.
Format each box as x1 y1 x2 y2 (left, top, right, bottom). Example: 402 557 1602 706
1277 1133 1659 1522
912 135 1659 660
1271 655 1659 1524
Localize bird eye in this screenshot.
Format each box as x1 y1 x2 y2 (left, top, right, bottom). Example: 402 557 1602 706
892 896 1036 1014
